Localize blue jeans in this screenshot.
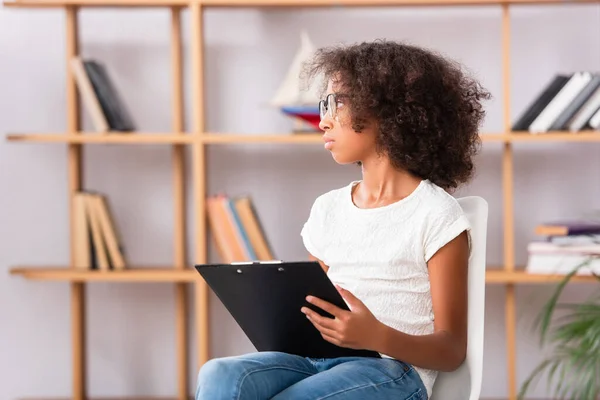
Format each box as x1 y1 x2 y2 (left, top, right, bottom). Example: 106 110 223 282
195 351 427 400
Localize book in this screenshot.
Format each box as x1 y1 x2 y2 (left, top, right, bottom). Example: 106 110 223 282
233 197 274 261
70 57 110 132
526 252 600 275
512 75 569 131
535 220 600 236
84 60 135 132
548 234 600 246
206 196 248 263
588 107 600 129
526 241 600 275
529 72 593 133
72 191 127 270
549 75 600 131
224 197 257 261
568 84 600 132
206 195 275 263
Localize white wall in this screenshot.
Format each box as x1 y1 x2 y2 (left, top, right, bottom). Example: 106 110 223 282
1 3 599 399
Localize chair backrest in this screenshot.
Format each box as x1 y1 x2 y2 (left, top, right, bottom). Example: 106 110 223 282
429 196 488 400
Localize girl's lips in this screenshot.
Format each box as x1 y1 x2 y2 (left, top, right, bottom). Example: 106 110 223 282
323 136 335 150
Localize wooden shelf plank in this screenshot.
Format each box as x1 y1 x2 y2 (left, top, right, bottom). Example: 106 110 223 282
202 133 323 144
6 133 194 144
10 266 599 284
481 133 509 142
10 267 199 282
201 0 599 6
486 269 599 284
8 132 600 144
3 0 187 7
509 131 600 142
4 0 599 7
200 132 507 143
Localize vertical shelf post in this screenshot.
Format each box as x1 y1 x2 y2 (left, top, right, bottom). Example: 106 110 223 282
171 6 188 400
66 5 86 400
501 4 517 400
191 0 210 373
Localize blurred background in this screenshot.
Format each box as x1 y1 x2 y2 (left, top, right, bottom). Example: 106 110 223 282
1 2 599 399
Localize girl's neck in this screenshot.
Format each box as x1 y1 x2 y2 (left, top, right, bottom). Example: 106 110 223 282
357 154 422 204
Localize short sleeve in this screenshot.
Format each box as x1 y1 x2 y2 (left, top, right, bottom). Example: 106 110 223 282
423 202 471 262
300 196 325 260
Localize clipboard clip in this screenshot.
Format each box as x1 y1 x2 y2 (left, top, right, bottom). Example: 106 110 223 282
230 260 283 265
230 260 285 274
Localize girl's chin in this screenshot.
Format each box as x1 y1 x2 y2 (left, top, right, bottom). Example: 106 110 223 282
330 152 357 165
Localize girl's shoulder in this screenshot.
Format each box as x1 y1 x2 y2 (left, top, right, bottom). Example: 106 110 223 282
419 180 465 213
310 180 357 212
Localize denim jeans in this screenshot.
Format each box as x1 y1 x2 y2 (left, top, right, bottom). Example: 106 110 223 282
195 351 427 400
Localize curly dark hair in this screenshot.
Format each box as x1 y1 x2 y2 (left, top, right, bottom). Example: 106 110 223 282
303 40 491 191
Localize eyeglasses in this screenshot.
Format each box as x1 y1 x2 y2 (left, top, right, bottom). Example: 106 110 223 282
319 93 338 120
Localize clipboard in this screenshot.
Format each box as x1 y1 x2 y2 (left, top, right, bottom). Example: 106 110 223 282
195 260 381 359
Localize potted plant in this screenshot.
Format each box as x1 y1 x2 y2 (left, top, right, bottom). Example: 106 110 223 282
518 257 600 400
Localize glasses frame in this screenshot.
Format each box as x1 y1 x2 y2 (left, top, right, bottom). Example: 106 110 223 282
319 93 338 121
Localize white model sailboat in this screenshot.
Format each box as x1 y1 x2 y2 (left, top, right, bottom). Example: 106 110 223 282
270 31 322 131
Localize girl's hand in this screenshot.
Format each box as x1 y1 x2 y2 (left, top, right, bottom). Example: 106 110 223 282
301 285 384 351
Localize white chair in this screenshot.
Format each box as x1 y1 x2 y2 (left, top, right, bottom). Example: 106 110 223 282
429 196 488 400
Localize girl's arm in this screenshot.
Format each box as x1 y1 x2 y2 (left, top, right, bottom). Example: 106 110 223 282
302 231 469 373
375 230 469 372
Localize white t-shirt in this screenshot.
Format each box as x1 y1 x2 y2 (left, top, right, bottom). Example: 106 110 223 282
300 179 471 398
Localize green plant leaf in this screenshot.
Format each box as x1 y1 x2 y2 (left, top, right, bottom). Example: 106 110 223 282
534 257 597 345
518 358 553 399
519 256 600 399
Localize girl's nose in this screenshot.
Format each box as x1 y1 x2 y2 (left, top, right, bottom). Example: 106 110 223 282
319 116 333 131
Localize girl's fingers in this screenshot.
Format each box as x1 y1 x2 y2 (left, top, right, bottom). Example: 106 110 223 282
306 296 343 319
308 316 340 340
320 332 342 347
301 307 337 330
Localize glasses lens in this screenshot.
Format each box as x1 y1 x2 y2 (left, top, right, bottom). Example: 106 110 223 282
327 94 337 118
319 100 326 120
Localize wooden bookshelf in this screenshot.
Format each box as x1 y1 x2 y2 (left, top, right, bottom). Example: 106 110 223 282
4 0 600 400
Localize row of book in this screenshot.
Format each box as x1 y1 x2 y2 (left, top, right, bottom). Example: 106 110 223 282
73 191 126 271
71 56 135 133
513 71 600 133
206 195 274 263
526 219 600 275
73 191 273 270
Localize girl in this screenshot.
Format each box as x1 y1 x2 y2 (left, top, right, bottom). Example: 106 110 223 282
196 39 490 400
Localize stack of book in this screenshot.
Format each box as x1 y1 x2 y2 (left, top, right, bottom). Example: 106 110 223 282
512 71 600 133
526 219 600 275
71 56 135 133
73 191 126 271
206 195 274 263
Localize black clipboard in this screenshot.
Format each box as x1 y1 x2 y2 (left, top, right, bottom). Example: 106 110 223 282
195 260 381 359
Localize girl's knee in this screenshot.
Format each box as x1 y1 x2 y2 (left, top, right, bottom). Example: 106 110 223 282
196 358 234 400
197 357 236 383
